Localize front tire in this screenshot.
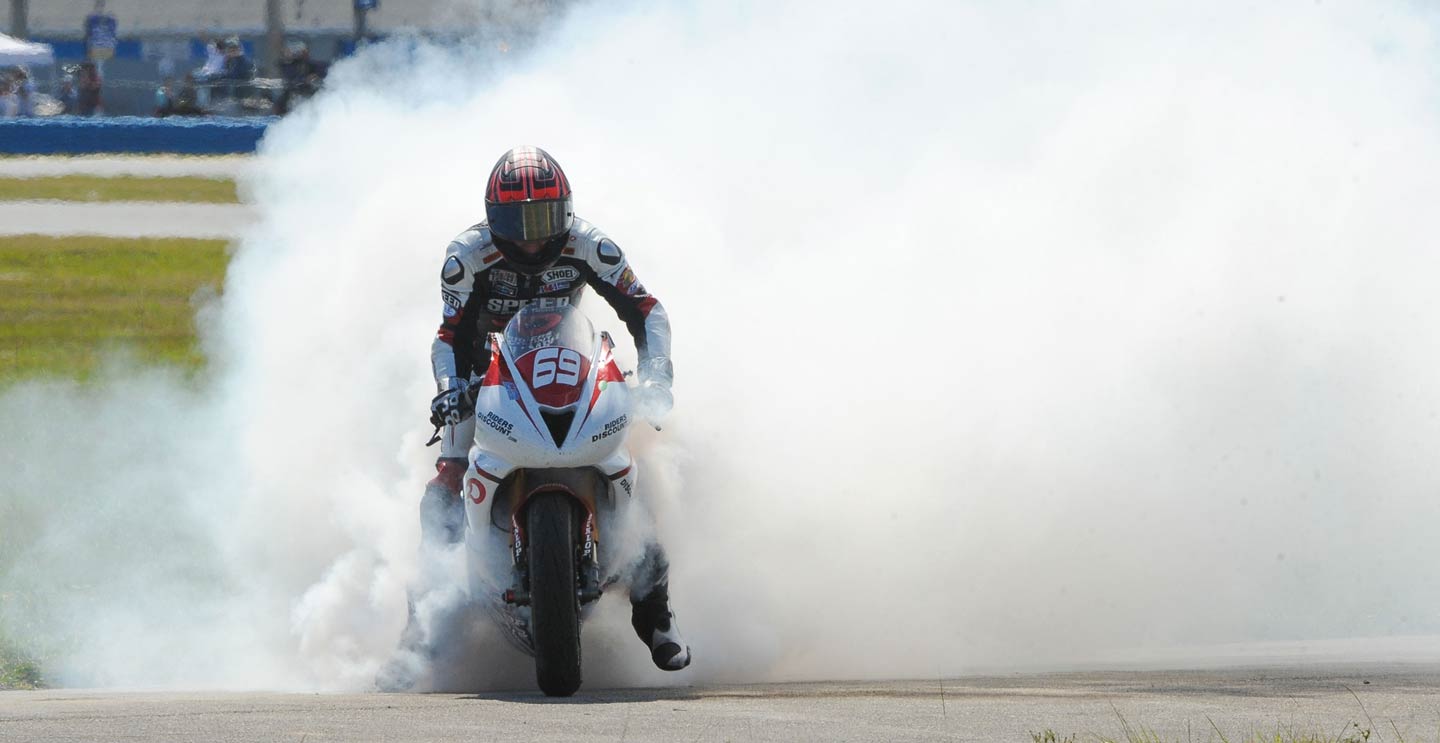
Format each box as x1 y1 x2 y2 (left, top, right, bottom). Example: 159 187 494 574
526 492 582 696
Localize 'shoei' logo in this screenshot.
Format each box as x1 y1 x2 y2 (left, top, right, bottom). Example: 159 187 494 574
540 266 581 284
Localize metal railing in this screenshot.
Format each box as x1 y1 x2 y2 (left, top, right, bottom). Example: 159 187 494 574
22 76 318 117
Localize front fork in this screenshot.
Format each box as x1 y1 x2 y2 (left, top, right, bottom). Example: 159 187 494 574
502 505 604 607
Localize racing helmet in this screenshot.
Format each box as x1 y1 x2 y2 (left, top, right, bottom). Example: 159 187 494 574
484 146 574 274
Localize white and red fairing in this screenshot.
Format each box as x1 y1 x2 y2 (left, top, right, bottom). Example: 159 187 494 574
460 306 637 538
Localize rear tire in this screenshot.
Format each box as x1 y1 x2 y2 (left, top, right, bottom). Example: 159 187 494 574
526 492 582 697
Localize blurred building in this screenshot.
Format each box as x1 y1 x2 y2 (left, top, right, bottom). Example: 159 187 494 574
3 0 562 115
11 0 466 35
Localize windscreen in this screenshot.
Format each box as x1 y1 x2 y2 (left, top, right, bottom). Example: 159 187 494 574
502 304 594 357
502 304 596 410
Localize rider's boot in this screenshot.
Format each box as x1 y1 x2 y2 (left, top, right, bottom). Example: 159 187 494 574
630 543 691 670
419 457 467 546
631 581 691 671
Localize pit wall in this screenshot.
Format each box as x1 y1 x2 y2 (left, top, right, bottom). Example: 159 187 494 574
0 116 273 155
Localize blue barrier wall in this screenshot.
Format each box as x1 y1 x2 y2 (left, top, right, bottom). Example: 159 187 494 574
0 117 274 155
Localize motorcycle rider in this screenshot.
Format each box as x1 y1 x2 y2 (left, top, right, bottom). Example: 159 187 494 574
423 146 690 671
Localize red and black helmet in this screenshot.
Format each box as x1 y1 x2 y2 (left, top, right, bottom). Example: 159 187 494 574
484 146 574 273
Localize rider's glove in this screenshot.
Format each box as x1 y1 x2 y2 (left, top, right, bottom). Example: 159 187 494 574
429 377 473 428
633 379 674 423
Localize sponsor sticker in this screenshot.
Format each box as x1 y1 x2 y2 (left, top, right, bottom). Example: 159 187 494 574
615 267 635 289
540 266 581 284
591 414 629 443
481 411 514 437
538 280 571 294
491 269 518 286
486 296 572 313
582 514 596 560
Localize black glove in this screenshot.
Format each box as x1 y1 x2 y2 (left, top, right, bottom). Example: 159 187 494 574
429 378 473 428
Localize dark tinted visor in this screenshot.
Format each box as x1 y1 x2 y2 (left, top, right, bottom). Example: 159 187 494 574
487 199 572 242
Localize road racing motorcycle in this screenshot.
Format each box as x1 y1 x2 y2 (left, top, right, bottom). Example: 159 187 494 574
449 304 652 697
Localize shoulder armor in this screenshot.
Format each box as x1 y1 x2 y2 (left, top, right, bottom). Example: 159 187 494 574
446 223 502 275
562 217 625 271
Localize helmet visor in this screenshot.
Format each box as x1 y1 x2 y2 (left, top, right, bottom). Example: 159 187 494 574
487 199 572 242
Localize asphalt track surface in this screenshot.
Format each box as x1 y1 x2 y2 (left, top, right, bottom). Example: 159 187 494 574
0 155 252 180
0 156 255 238
3 666 1440 742
0 201 255 238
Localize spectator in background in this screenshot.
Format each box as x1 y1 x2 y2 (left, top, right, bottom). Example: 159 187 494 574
220 37 254 81
155 74 204 117
57 67 79 114
197 34 226 79
0 70 18 118
12 67 35 117
193 33 227 108
213 36 254 103
275 39 328 115
76 61 103 116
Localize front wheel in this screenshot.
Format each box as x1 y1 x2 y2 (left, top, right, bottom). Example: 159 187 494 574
526 492 582 696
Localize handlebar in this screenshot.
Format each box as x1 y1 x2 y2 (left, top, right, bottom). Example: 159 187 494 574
424 369 657 447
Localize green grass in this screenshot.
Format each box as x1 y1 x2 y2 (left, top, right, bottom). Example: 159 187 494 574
0 235 229 383
0 633 42 690
0 175 238 204
1 233 229 688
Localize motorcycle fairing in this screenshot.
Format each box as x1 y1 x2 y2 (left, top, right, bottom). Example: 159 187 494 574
463 446 635 536
470 316 632 469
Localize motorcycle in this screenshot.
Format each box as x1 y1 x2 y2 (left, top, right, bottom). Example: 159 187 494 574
447 304 650 697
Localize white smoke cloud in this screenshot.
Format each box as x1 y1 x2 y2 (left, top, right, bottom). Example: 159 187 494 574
4 0 1440 690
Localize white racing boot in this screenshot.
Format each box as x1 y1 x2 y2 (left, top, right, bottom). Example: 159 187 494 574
631 583 691 671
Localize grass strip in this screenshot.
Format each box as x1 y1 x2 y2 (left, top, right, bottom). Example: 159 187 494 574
0 175 238 204
0 633 43 690
0 234 229 384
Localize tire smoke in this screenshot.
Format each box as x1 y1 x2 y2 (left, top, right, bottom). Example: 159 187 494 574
4 0 1440 690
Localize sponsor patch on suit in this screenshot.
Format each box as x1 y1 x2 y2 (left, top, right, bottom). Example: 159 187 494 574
540 266 580 284
491 269 518 286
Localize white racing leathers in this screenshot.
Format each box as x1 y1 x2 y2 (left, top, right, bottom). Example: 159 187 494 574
430 217 673 459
